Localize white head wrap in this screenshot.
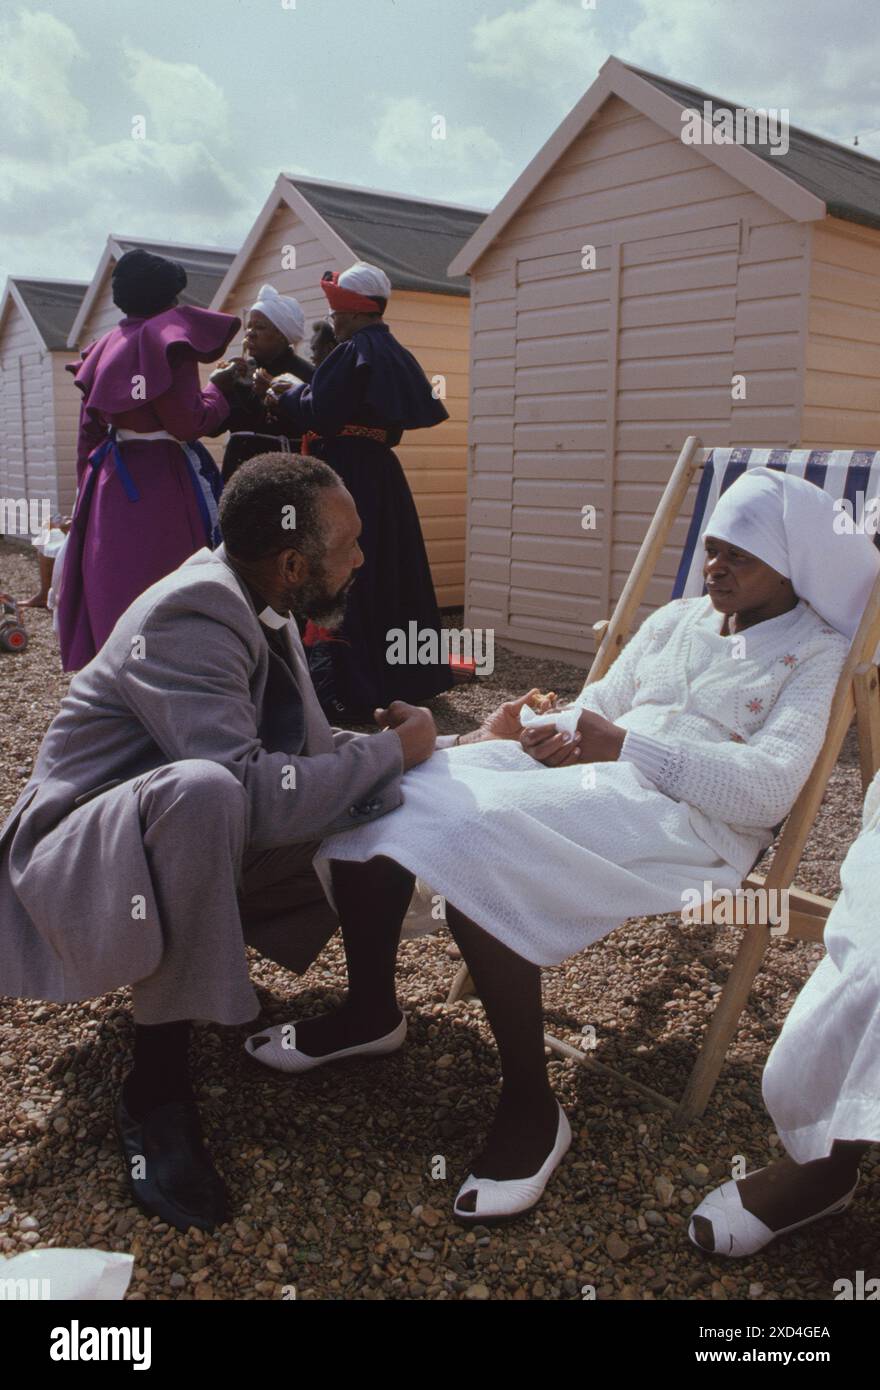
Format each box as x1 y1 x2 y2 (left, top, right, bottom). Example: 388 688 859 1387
338 261 392 303
249 284 305 345
702 465 880 639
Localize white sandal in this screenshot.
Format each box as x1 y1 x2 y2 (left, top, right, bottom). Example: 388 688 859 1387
453 1103 572 1222
244 1013 407 1075
688 1172 859 1258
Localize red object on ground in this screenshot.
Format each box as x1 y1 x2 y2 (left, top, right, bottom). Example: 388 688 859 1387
0 593 28 653
450 656 477 682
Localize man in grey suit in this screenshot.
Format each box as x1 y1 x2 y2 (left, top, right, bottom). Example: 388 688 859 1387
0 454 437 1232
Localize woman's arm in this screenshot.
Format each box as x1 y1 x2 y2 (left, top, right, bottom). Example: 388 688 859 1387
272 345 367 437
151 355 230 440
619 648 845 827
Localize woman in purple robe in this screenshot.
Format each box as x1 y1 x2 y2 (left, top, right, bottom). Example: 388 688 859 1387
269 262 455 719
56 249 241 671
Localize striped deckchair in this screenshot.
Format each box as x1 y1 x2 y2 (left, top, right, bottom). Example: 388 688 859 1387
674 445 880 603
447 437 880 1124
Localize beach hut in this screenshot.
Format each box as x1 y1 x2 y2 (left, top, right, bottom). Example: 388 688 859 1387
448 56 880 661
0 277 87 536
67 236 237 469
211 176 486 608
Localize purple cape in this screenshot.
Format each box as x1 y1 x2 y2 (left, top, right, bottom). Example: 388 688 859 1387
71 304 239 423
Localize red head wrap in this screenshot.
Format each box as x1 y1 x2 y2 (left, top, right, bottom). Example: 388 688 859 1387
320 270 385 314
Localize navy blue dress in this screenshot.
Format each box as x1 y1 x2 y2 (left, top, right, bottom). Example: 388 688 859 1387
275 321 455 715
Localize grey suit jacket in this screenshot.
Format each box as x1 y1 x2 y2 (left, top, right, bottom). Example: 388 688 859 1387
0 542 404 1001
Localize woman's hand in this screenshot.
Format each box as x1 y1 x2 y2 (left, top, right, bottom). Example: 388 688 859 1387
520 708 626 767
476 689 546 741
265 373 299 409
209 359 249 398
574 709 627 762
251 368 273 400
519 722 582 767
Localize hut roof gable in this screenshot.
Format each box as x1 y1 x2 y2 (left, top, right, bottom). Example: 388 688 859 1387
449 55 880 275
211 175 486 310
0 277 87 351
67 236 236 348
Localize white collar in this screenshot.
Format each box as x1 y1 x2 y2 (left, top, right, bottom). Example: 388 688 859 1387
258 604 291 630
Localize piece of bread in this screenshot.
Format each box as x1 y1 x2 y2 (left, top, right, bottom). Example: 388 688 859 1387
526 689 558 714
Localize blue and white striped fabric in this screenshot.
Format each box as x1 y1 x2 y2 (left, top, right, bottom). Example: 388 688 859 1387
673 448 880 600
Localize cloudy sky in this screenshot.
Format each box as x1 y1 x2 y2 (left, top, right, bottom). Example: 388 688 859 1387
1 0 879 289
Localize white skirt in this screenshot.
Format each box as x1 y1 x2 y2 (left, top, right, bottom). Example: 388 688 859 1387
314 740 742 966
762 773 880 1161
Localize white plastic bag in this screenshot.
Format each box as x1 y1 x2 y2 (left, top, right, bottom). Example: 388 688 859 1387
401 876 446 938
0 1248 134 1300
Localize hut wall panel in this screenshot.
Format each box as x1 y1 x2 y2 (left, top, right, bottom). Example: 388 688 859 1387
464 271 516 632
51 350 82 512
24 347 57 516
0 306 33 531
0 304 60 534
803 218 880 448
467 93 810 664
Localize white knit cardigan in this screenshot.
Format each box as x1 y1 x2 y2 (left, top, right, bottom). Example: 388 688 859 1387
571 596 850 874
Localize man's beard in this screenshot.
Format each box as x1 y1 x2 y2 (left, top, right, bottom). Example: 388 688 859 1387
289 559 356 629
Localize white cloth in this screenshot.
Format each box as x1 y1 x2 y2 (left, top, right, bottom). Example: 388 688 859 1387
339 261 392 303
316 737 739 966
0 1248 133 1300
48 532 68 630
31 523 66 560
703 465 880 640
762 771 880 1161
315 596 845 965
250 284 305 345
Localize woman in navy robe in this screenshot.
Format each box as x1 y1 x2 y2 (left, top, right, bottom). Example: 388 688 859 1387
269 263 455 719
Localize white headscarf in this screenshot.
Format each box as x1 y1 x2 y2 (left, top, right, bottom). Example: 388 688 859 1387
702 465 880 639
249 284 305 345
338 262 392 303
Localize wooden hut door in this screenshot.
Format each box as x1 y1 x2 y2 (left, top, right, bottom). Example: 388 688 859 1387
610 221 741 616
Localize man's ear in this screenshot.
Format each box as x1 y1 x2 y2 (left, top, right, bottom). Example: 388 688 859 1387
279 547 309 586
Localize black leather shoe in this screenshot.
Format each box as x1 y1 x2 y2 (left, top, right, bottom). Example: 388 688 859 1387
114 1092 230 1233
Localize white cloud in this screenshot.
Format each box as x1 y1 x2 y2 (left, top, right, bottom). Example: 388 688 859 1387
372 96 509 187
469 0 607 93
0 15 259 288
0 9 89 161
122 43 232 146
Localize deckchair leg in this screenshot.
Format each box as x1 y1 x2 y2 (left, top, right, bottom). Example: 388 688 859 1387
446 962 476 1003
853 663 880 796
674 922 772 1125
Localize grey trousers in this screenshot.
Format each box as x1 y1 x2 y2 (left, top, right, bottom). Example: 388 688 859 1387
131 760 339 1026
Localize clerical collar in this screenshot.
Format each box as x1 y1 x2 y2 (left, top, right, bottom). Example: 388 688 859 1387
258 604 291 630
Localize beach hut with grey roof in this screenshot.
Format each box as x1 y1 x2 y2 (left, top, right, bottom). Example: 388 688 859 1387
448 56 880 662
0 277 87 538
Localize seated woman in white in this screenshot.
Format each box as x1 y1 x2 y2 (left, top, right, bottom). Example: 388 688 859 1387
690 766 880 1257
246 468 879 1223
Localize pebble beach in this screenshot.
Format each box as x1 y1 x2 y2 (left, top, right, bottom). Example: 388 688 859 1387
1 537 876 1302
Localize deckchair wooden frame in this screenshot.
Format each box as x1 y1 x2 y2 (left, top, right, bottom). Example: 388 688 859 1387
447 435 880 1125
